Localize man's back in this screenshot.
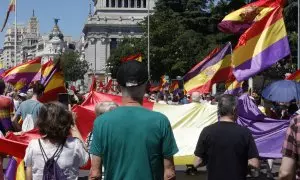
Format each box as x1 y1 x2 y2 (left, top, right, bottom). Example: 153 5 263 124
0 95 13 134
195 121 258 180
90 106 178 180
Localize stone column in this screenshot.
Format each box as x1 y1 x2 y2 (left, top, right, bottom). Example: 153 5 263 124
115 0 118 7
134 0 137 8
122 0 124 7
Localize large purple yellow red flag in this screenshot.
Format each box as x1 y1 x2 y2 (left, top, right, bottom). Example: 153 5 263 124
39 60 66 103
219 0 290 82
1 57 41 89
184 42 233 94
1 0 15 32
286 70 300 82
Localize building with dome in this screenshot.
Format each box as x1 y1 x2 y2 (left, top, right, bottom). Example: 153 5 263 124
82 0 157 78
35 19 75 64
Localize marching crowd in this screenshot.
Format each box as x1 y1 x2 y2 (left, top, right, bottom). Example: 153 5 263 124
0 61 299 180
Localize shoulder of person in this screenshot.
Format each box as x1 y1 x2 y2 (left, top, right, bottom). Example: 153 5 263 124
27 139 40 150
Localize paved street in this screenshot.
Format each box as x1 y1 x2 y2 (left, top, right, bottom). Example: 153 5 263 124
77 160 282 180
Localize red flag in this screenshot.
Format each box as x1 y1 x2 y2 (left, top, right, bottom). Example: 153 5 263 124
104 79 113 92
286 70 300 82
121 53 142 63
89 76 96 92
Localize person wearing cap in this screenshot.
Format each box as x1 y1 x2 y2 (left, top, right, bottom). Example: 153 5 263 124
89 61 178 180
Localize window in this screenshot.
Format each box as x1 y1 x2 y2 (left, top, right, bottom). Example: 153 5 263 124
137 0 141 8
124 0 128 7
143 0 146 8
110 38 117 54
106 0 109 7
111 0 115 7
118 0 122 7
130 0 134 7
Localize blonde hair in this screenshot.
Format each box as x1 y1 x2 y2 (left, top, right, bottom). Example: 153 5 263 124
95 101 119 116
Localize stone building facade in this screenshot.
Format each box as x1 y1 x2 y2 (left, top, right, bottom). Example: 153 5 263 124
82 0 156 78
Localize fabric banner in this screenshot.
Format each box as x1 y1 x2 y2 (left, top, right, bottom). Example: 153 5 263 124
0 92 290 166
237 94 289 158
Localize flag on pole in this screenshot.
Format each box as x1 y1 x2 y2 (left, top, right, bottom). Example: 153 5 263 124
286 70 300 81
184 42 233 94
1 57 41 90
89 76 97 92
1 0 16 32
121 53 142 63
219 0 290 82
39 60 66 103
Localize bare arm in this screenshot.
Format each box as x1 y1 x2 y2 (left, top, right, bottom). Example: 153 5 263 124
89 155 102 180
194 156 205 169
164 157 176 180
11 114 21 131
279 157 296 180
26 166 33 180
248 158 260 169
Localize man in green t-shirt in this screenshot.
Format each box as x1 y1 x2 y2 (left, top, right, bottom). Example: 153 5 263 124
89 61 178 180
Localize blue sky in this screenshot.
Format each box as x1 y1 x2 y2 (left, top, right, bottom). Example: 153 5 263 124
0 0 90 48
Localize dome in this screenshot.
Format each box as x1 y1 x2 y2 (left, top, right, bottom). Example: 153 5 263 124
49 19 64 41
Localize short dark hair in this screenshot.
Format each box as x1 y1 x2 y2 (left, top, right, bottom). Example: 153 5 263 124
31 81 45 96
37 102 74 142
0 79 5 95
218 94 238 117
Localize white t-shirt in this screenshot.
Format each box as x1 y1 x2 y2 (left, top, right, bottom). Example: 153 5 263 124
24 137 89 180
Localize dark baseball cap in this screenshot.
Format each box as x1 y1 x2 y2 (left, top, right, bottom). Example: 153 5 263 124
117 61 148 87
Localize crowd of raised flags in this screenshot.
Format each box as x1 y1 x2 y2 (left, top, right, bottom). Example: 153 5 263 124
0 57 66 103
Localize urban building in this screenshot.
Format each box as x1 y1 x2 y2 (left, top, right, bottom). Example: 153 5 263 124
21 10 40 62
2 24 26 68
35 19 76 64
82 0 157 79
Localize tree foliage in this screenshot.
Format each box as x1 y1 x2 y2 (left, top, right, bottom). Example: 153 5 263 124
108 0 298 81
57 51 89 82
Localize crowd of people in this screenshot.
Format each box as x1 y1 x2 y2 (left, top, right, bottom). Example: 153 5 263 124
0 60 299 180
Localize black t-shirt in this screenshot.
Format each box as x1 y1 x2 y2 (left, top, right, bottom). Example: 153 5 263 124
194 121 259 180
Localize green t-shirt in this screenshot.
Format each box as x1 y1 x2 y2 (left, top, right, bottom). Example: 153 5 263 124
90 106 178 180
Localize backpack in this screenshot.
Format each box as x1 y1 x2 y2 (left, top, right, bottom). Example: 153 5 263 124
39 139 66 180
22 102 40 132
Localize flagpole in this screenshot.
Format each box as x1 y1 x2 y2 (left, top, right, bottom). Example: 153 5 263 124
14 0 17 67
147 0 150 79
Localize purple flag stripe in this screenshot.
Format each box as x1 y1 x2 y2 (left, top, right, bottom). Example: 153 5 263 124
218 20 252 34
4 157 17 180
184 42 232 82
3 72 41 84
224 87 243 96
233 36 290 82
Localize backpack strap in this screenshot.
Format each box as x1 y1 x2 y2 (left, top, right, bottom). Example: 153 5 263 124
39 139 65 162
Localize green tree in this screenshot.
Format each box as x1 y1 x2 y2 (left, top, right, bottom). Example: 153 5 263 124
57 51 89 82
108 0 297 81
